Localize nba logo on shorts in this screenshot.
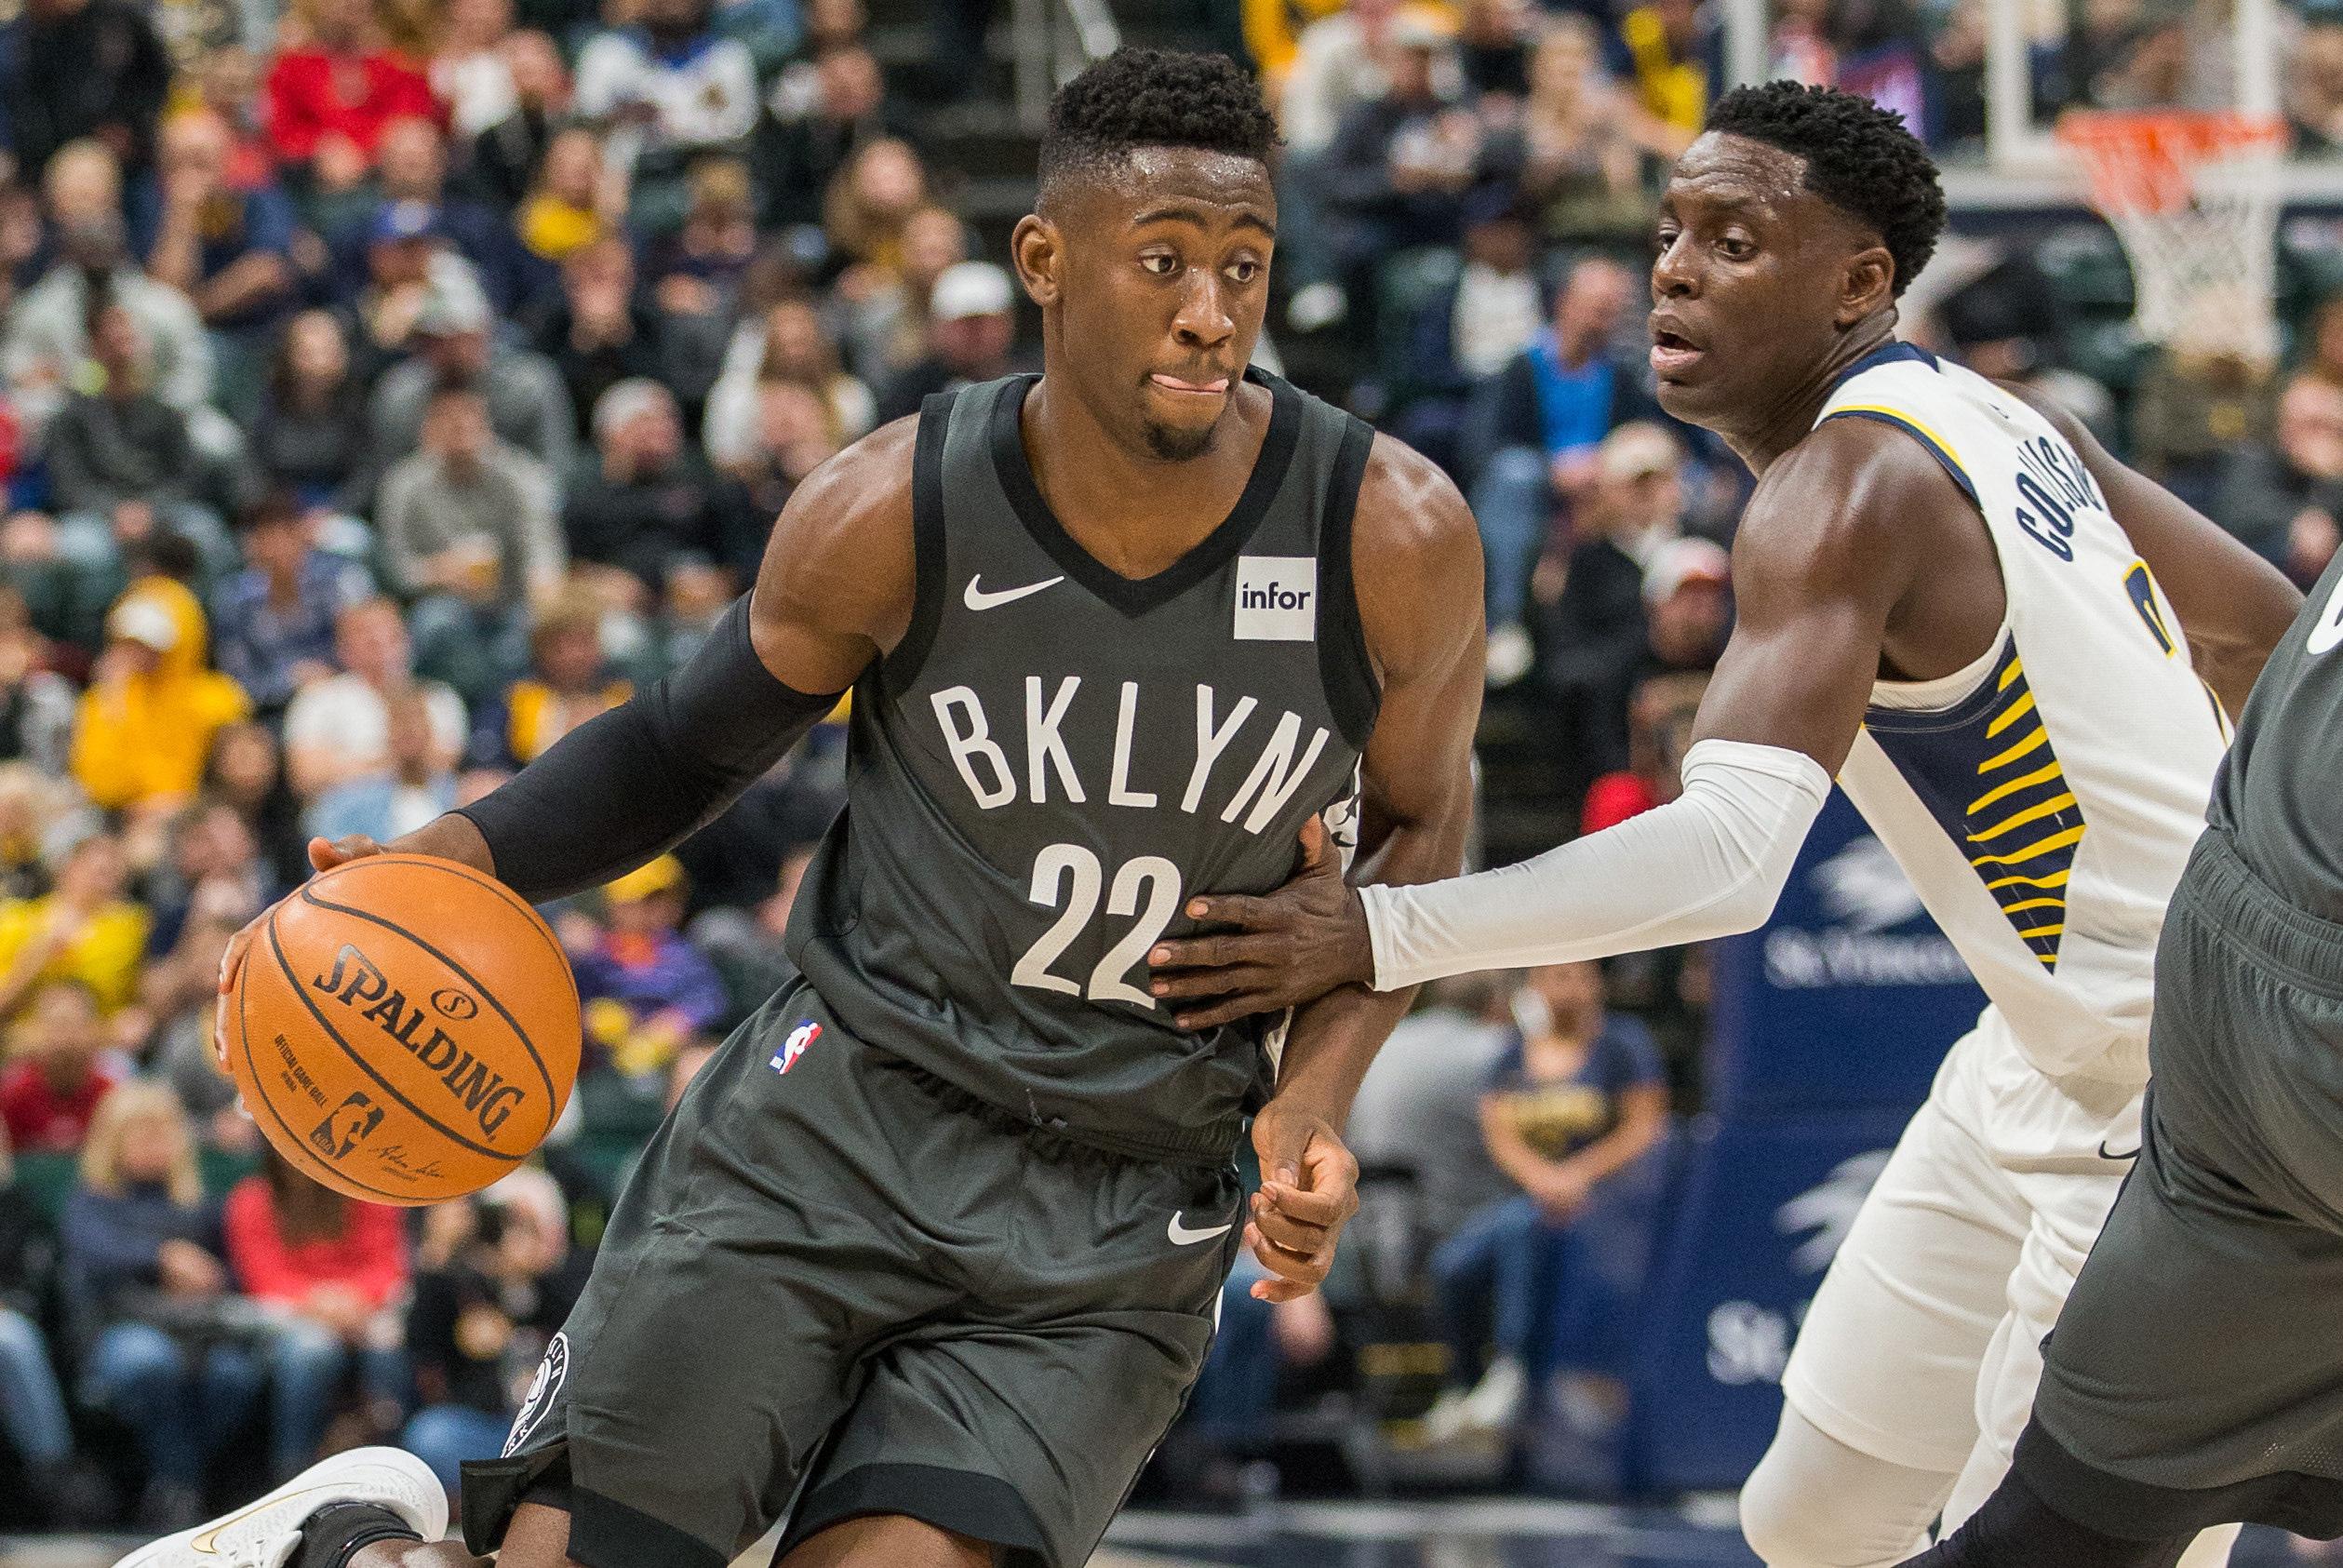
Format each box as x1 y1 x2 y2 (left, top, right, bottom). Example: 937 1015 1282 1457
771 1020 821 1076
1234 556 1317 641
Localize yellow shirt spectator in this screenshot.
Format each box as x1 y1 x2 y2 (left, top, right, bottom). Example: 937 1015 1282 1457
1619 4 1710 135
0 834 151 1016
70 596 251 813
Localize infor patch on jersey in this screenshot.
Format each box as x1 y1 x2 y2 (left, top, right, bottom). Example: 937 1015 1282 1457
1234 556 1317 641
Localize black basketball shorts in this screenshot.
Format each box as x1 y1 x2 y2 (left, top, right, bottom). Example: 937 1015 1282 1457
459 980 1244 1568
2018 831 2343 1541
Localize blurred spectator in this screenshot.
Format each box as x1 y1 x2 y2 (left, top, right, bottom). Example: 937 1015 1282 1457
1172 1253 1336 1496
1422 960 1667 1443
1278 0 1407 158
465 29 573 210
133 110 298 353
332 114 522 313
281 596 467 798
516 127 623 279
141 797 268 968
248 301 372 518
2131 345 2276 514
822 138 930 288
2299 290 2343 393
569 853 729 1083
1386 192 1542 476
138 845 261 1138
4 141 214 436
2213 371 2343 585
468 590 630 770
203 721 314 891
378 382 564 698
344 206 449 377
564 378 762 592
2292 16 2343 151
47 303 234 600
1457 0 1536 99
1613 0 1714 137
830 202 964 387
0 0 174 180
433 0 521 139
261 0 443 185
0 588 77 775
0 764 92 902
211 494 374 714
1532 420 1687 705
730 382 844 516
401 1171 589 1496
1346 972 1516 1241
0 978 122 1151
61 1080 260 1532
646 156 760 320
223 1149 410 1479
686 839 810 1027
528 236 718 444
1466 256 1650 672
874 261 1016 422
573 0 759 229
1581 668 1707 834
248 311 372 520
705 293 873 469
754 42 912 231
0 1120 94 1525
0 833 146 1018
1639 536 1730 670
1244 0 1349 103
1316 17 1504 328
70 593 251 818
306 685 460 843
1513 17 1680 247
367 265 576 483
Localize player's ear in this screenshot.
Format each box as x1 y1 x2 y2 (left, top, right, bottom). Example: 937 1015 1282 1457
1012 214 1062 310
1837 243 1895 328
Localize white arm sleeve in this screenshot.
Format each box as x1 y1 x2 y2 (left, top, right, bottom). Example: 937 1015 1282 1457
1359 738 1833 991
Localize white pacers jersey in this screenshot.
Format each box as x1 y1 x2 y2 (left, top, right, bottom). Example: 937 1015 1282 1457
1824 344 2229 1085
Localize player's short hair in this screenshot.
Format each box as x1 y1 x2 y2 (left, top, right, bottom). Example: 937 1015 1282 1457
1038 47 1279 210
1706 81 1946 298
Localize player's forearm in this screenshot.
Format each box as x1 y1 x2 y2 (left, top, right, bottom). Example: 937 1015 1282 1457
454 594 844 904
1361 740 1831 990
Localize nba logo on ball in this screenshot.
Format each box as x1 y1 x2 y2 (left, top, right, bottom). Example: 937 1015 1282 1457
1234 556 1317 641
771 1020 821 1075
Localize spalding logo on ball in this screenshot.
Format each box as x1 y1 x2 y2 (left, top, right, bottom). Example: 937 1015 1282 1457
228 854 582 1205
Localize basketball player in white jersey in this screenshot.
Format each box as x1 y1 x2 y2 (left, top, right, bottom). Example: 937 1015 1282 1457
1147 82 2304 1567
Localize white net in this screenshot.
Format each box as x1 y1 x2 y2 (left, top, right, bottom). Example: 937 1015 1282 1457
2059 112 2290 364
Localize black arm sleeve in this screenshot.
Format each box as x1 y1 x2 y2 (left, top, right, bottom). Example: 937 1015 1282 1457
452 594 847 904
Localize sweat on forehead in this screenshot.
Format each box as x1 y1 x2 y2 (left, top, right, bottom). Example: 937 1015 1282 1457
1038 144 1273 221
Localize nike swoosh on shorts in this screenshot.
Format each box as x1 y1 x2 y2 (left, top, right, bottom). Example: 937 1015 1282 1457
1168 1213 1235 1245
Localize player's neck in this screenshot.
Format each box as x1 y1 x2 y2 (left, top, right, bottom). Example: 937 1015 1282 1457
1017 369 1273 579
1724 319 1900 476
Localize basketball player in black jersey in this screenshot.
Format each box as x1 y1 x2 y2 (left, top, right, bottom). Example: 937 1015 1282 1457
138 47 1482 1568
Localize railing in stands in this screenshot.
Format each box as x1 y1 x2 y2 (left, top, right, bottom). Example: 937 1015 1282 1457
1012 0 1120 131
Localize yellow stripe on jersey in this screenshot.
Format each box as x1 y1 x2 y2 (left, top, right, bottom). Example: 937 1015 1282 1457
1827 405 1980 503
1986 690 2037 737
1968 758 2065 815
1968 823 2088 868
1969 791 2081 842
1983 867 2071 892
1977 726 2050 774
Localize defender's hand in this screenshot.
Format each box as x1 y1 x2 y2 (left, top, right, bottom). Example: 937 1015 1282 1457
1246 1104 1360 1303
1147 819 1373 1030
213 835 385 1070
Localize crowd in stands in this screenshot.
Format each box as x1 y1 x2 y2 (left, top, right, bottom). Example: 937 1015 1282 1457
4 0 2343 1531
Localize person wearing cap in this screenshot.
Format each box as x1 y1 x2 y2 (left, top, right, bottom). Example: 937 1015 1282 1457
365 259 576 488
68 591 251 815
871 260 1021 423
569 853 730 1083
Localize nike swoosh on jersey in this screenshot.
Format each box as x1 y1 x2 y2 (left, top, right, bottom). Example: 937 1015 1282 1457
963 574 1064 611
1168 1213 1235 1246
2098 1140 2140 1161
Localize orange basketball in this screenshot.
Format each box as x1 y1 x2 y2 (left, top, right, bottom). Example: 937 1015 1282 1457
226 853 582 1205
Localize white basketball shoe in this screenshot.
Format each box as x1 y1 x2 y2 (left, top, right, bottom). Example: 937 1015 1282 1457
113 1447 447 1568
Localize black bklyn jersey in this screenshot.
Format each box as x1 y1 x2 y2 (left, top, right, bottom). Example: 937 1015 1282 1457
783 369 1380 1161
2209 543 2343 924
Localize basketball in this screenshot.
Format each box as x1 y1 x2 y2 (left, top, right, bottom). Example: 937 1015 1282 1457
225 853 582 1206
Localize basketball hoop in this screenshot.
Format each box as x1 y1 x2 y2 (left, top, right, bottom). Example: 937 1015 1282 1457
2057 110 2290 363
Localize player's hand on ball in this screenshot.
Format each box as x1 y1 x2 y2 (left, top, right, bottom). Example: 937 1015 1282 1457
211 834 386 1069
1245 1104 1361 1303
1147 818 1372 1031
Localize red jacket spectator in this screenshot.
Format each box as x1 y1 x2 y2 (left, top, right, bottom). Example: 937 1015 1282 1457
221 1169 409 1309
0 1054 120 1152
262 47 444 167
